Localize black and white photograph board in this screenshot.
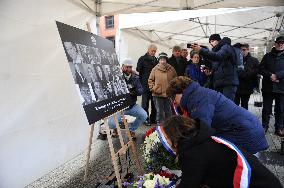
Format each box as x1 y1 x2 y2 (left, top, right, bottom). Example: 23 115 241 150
56 21 130 124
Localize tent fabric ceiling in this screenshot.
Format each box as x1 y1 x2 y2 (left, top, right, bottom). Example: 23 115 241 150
82 0 284 16
119 6 284 47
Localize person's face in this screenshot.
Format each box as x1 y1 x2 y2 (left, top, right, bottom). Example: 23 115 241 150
275 42 284 51
191 54 200 64
173 49 181 57
159 58 167 65
65 42 77 60
122 65 132 75
174 94 183 106
241 47 249 57
209 40 218 48
181 50 188 58
81 86 92 103
148 47 157 57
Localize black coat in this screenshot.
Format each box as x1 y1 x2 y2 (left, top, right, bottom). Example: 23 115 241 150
168 55 189 76
259 48 284 94
178 123 282 188
199 37 239 89
136 53 158 92
236 54 259 95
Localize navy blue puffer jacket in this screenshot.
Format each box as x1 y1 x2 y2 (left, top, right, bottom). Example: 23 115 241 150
199 37 239 89
180 81 268 154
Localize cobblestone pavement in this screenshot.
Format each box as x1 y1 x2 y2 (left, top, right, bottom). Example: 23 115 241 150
26 94 284 188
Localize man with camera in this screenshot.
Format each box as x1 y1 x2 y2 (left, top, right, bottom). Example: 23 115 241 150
191 34 239 101
108 58 148 139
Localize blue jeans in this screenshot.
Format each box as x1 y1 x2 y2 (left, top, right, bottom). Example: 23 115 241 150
108 104 147 132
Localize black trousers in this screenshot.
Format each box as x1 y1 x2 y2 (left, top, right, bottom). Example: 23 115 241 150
262 93 275 129
141 91 156 122
234 94 250 110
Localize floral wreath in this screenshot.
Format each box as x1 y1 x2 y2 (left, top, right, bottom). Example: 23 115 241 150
142 126 179 173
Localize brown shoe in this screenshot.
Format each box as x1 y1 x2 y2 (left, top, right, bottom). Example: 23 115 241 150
274 129 284 137
130 131 136 140
112 129 119 138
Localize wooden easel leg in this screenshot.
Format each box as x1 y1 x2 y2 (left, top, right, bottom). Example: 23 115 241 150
113 113 126 153
120 112 144 175
104 118 123 188
84 123 95 181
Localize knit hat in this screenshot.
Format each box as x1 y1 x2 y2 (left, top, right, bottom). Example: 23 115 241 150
122 58 133 66
209 34 221 42
275 36 284 43
158 52 168 61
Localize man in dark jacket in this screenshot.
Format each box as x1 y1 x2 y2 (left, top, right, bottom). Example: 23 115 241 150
259 36 284 137
235 43 259 110
136 44 158 125
163 116 282 188
192 34 239 101
168 45 188 76
108 58 147 139
167 76 268 154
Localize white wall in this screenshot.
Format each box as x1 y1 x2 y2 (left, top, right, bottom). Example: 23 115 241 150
0 1 100 187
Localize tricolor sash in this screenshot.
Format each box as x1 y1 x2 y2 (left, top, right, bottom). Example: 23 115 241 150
156 126 176 156
211 136 251 188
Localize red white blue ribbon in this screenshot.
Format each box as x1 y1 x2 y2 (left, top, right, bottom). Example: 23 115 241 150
156 126 176 156
211 136 251 188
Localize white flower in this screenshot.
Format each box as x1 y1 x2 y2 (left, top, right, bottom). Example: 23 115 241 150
153 174 170 186
143 180 156 187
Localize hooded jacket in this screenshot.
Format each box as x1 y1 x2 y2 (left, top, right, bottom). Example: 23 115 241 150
199 37 239 88
180 81 268 154
148 63 177 97
259 47 284 94
178 122 282 188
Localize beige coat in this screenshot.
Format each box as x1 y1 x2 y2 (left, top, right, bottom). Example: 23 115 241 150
148 63 177 97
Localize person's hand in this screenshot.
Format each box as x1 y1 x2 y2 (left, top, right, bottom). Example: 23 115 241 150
271 74 278 82
204 69 212 76
191 43 202 52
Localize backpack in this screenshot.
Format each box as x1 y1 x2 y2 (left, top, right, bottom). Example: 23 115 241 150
232 46 244 71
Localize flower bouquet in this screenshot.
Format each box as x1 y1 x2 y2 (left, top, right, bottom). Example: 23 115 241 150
123 172 178 188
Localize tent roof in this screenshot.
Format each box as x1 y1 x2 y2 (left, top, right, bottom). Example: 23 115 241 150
82 0 284 16
118 6 284 47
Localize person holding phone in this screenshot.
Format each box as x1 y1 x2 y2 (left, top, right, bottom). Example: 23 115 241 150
185 51 210 86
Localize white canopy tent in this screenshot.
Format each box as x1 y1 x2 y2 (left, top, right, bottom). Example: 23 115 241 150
81 0 284 15
117 6 284 66
0 0 284 187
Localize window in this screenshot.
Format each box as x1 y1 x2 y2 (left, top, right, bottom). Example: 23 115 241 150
105 16 114 29
106 36 115 48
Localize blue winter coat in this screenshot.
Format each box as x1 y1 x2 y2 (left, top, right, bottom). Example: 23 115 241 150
180 81 268 154
199 37 239 89
185 63 208 86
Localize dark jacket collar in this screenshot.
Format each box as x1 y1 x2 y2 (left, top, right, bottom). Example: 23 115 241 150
180 81 200 111
212 37 232 52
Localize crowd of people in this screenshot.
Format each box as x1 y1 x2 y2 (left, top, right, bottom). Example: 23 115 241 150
98 34 284 187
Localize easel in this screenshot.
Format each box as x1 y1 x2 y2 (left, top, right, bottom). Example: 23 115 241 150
83 23 143 187
83 111 144 187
